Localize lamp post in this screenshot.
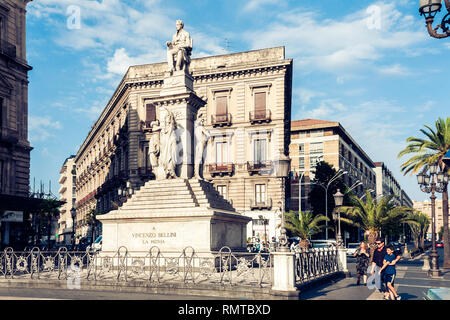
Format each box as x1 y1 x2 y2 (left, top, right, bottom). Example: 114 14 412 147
417 162 449 277
333 189 345 248
315 170 348 240
333 189 349 274
70 207 76 247
419 0 450 38
276 151 291 252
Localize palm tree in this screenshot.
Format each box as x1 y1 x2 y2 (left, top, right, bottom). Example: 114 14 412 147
38 199 62 250
284 211 330 248
406 211 430 250
340 191 415 257
398 117 450 269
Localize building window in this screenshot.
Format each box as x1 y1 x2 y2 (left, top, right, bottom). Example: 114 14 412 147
146 103 156 123
310 156 321 168
298 143 305 155
217 185 227 199
215 141 228 165
254 139 267 163
255 184 266 205
310 130 323 137
310 142 323 154
216 96 228 119
299 157 305 169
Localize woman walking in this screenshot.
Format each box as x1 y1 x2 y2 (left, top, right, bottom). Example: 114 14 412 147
354 241 370 285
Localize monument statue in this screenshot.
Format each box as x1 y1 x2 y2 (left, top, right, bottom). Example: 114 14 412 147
148 120 162 170
166 20 192 73
194 115 209 179
159 108 178 179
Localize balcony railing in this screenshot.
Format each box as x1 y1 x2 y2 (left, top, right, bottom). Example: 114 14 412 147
207 163 234 177
250 198 272 210
247 161 273 175
211 113 232 127
0 40 17 59
249 110 271 124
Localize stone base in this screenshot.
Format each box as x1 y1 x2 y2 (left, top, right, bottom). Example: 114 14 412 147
160 70 193 96
99 210 249 252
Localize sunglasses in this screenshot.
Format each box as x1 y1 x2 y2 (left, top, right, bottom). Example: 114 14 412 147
376 242 382 245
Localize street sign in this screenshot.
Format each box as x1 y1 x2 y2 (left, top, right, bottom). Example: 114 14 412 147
0 211 23 222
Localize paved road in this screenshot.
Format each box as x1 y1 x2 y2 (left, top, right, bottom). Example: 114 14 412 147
300 248 450 300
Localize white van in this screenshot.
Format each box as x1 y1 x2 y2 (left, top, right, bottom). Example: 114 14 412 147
310 239 337 248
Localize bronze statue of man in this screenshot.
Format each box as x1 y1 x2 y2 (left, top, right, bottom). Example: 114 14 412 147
166 20 192 73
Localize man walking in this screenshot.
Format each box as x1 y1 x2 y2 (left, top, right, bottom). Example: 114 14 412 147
369 238 401 299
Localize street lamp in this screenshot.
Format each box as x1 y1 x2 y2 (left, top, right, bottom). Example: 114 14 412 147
275 151 291 252
417 163 449 277
333 189 344 248
419 0 450 38
315 169 347 240
70 207 76 247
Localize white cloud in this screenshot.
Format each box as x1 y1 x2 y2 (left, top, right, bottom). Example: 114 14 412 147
242 0 286 12
377 64 413 76
244 1 427 75
29 116 63 142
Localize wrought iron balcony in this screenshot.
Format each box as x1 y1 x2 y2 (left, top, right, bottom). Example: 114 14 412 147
0 40 17 59
250 198 272 210
247 161 273 175
211 113 232 127
207 163 234 177
249 109 271 124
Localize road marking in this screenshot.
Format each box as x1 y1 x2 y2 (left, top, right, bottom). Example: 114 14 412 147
398 277 450 282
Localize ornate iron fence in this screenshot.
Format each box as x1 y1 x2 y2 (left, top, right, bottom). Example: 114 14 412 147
0 246 272 288
294 247 339 284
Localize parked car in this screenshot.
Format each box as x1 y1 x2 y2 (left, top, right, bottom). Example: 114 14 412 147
310 239 337 248
88 236 102 252
346 243 360 257
436 241 444 248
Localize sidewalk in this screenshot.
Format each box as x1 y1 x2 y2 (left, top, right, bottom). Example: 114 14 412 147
299 251 450 300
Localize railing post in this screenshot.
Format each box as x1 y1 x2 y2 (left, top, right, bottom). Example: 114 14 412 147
271 251 299 297
337 247 349 275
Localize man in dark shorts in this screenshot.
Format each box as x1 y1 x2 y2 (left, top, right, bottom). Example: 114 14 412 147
369 238 401 299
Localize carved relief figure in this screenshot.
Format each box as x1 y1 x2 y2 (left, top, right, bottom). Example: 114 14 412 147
148 120 162 169
159 108 178 179
194 115 209 179
166 20 192 73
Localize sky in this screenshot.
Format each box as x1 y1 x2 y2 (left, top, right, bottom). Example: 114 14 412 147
26 0 449 202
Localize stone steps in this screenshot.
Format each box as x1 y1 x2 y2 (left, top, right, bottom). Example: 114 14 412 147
117 178 235 213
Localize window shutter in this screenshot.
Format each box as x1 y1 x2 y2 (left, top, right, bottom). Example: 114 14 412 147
254 92 266 119
146 104 156 123
216 96 227 116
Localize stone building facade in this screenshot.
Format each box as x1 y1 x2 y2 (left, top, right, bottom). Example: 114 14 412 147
0 0 32 198
57 156 76 244
289 119 377 212
74 47 292 243
374 162 403 206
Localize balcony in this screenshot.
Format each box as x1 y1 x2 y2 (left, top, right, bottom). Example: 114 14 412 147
0 40 17 59
140 121 153 132
207 163 234 177
247 161 273 175
211 113 232 127
249 109 271 124
250 198 272 210
59 175 67 184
